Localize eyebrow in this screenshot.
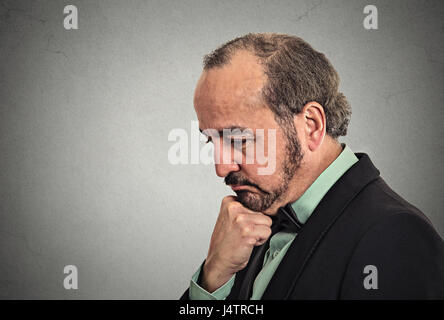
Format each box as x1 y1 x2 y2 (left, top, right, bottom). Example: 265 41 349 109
199 126 253 136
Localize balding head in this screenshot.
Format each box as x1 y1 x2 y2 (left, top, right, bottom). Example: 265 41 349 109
202 33 351 139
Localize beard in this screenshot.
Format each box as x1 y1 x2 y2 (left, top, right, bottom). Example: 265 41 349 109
224 122 303 212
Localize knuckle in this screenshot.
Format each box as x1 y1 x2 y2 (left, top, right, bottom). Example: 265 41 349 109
234 213 245 224
227 201 241 213
241 225 252 237
222 195 235 205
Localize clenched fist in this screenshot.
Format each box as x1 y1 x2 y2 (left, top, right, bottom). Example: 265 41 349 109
201 196 273 293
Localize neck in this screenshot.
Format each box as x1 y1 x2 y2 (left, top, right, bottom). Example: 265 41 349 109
265 137 343 215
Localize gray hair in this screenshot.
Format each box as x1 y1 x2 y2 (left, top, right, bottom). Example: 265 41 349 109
203 33 351 139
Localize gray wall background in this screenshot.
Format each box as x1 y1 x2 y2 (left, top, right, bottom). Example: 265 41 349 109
0 0 443 299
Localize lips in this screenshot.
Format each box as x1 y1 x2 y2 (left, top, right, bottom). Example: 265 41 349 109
231 185 255 191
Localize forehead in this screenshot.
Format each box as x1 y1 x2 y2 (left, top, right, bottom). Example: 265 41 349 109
194 51 273 131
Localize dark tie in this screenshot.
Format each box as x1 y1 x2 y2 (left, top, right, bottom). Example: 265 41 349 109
271 202 302 234
237 203 302 299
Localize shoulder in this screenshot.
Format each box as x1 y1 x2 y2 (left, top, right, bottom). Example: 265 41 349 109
340 211 444 299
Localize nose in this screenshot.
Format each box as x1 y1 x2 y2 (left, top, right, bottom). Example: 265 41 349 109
213 139 240 177
215 162 240 178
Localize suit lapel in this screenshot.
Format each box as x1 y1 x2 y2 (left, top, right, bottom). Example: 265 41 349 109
261 153 380 299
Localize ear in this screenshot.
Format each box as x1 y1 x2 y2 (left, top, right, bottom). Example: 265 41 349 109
299 101 326 152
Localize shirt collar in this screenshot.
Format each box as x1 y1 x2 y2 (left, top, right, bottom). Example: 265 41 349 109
291 143 358 224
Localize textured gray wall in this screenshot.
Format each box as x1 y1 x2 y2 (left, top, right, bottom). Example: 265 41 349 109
0 0 443 299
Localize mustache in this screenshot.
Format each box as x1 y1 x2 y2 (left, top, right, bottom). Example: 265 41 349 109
224 173 269 194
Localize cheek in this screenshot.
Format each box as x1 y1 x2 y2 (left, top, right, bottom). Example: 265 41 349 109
259 128 287 156
245 167 284 193
238 151 285 185
251 130 287 173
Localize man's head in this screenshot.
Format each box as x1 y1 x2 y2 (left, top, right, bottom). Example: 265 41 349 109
194 33 351 214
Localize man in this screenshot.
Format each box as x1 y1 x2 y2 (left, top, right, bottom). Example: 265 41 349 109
180 33 444 299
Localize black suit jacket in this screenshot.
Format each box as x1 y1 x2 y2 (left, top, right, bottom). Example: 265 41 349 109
181 153 444 299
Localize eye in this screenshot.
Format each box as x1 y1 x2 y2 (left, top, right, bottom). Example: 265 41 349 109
236 137 254 143
205 136 213 144
230 137 254 148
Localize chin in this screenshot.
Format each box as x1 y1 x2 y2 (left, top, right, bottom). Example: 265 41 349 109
235 191 263 211
235 190 277 213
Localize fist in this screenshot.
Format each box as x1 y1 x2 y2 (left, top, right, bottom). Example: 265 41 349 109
201 196 272 293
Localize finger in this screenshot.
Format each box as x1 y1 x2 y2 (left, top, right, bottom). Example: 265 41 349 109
226 201 271 223
232 203 264 215
242 212 273 227
255 237 268 246
221 195 237 206
245 225 272 245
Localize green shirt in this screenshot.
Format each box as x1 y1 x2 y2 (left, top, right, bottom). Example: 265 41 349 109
189 144 358 300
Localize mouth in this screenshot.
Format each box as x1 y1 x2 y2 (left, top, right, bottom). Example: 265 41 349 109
230 185 257 192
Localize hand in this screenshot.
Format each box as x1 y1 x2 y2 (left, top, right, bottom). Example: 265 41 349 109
201 196 272 293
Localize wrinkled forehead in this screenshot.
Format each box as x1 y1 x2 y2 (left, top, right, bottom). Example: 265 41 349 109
194 78 270 132
195 51 265 99
193 53 270 131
